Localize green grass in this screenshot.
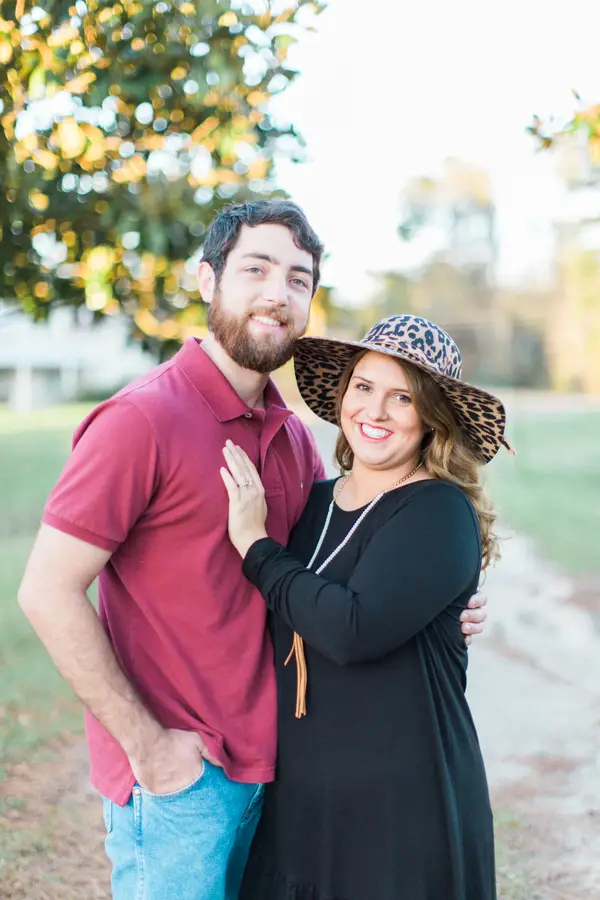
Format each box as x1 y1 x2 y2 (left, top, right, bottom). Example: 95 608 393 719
486 410 600 577
493 810 535 899
0 404 92 770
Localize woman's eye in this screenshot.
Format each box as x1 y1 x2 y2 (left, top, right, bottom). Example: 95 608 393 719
394 393 412 404
355 382 370 392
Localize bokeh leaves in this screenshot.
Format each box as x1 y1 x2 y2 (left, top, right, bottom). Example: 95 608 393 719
529 94 600 168
0 0 324 352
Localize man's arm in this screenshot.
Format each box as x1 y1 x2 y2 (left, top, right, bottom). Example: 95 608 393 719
18 527 214 795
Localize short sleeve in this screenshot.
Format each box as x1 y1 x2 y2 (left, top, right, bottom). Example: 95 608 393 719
42 399 160 552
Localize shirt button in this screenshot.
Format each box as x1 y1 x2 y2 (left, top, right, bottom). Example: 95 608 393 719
133 787 141 796
244 412 253 419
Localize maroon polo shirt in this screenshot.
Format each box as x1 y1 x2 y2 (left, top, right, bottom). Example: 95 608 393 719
42 338 325 806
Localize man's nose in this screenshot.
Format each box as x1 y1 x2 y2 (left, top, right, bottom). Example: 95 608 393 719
262 271 289 305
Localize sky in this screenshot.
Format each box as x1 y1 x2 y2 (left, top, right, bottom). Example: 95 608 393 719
268 0 600 303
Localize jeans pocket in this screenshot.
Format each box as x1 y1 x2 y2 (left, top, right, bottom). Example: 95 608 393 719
138 759 206 801
102 797 113 834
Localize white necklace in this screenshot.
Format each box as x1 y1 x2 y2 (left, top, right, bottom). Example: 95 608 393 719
307 462 423 575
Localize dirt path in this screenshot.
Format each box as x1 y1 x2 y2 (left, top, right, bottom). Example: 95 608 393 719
0 738 110 899
467 530 600 899
2 419 599 899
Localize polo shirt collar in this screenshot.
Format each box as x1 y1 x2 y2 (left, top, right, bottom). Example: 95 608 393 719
175 338 292 423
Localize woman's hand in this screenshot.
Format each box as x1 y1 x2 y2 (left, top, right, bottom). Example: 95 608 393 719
220 440 268 558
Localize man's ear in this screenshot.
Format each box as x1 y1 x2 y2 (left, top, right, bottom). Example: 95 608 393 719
198 261 216 304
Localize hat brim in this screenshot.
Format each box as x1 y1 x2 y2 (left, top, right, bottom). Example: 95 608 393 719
293 335 507 464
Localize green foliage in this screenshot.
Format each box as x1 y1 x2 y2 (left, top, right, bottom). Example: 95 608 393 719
0 0 324 353
528 97 600 167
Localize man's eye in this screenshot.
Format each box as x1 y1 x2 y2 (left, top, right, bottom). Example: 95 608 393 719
246 267 262 275
291 278 309 289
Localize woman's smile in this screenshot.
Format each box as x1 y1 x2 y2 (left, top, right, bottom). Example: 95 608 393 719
356 422 393 442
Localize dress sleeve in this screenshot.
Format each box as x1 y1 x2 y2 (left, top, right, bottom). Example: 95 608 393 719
42 399 160 552
242 482 481 665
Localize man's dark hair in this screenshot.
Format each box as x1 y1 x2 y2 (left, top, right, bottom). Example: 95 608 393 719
202 199 324 293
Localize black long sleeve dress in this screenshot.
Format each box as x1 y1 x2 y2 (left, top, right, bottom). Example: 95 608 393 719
239 478 496 900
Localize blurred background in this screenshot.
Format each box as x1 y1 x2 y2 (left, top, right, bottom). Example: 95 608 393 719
1 0 599 897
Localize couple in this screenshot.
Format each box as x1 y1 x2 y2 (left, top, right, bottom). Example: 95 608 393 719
19 199 508 900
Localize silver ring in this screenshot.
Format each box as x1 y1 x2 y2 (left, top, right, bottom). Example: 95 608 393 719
242 479 252 488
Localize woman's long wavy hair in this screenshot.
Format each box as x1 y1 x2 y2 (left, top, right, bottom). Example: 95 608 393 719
334 350 500 569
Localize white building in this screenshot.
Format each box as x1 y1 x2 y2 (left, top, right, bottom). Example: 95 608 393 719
0 306 154 412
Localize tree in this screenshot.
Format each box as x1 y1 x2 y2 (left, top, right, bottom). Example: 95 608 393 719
529 96 600 392
397 158 496 278
385 160 516 384
528 94 600 180
0 0 324 354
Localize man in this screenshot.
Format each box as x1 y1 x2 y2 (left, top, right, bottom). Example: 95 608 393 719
18 200 487 900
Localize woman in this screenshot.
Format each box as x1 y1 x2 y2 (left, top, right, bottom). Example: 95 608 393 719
220 314 510 900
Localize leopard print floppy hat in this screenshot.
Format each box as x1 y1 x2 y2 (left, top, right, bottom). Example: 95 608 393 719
294 314 511 464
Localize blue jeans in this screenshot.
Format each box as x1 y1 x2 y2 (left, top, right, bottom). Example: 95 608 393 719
102 761 264 900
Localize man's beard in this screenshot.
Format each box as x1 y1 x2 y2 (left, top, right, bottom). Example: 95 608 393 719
207 294 305 374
